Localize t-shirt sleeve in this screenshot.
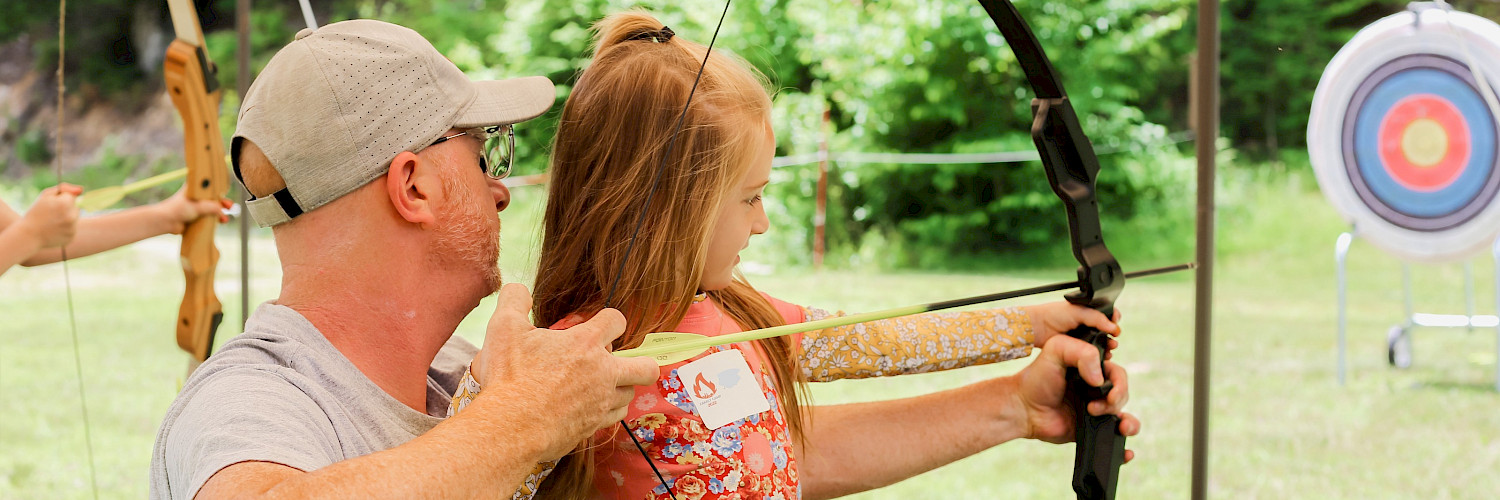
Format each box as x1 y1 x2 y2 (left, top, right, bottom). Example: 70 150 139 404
762 294 808 344
158 369 343 500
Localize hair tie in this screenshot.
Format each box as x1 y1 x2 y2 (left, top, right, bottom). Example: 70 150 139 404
625 26 675 43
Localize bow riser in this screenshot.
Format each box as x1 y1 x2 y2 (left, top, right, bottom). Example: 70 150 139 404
164 38 227 363
1031 97 1123 308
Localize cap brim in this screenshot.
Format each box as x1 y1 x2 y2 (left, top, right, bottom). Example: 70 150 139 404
454 76 556 128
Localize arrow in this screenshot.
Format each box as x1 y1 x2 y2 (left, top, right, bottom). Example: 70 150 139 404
75 168 188 211
615 262 1193 365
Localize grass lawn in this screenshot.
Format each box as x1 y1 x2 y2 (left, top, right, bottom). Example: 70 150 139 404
2 180 1498 499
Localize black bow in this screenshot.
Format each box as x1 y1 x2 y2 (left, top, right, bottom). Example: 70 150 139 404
978 1 1127 498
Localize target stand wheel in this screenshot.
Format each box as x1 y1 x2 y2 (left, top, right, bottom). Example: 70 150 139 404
1310 6 1500 262
1387 325 1414 369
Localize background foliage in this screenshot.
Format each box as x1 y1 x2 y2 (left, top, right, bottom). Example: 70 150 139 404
6 0 1497 268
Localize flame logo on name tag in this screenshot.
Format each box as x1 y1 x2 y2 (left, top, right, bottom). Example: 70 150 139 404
692 372 718 399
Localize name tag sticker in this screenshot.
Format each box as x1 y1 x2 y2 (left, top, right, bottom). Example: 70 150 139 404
676 349 769 430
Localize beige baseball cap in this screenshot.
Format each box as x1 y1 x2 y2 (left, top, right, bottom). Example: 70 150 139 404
232 19 555 226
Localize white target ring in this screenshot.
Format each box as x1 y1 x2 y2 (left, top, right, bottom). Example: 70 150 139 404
1309 6 1500 262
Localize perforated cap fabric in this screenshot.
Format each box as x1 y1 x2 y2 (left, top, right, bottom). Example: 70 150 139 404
232 19 555 226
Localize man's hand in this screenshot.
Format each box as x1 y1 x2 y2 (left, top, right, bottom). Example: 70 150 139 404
474 283 659 459
1022 302 1121 355
19 184 82 249
155 186 232 234
1013 335 1139 461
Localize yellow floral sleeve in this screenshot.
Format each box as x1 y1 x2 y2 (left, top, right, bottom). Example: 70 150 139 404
448 368 555 500
799 306 1034 382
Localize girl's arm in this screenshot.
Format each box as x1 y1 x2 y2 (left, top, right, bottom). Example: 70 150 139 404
796 335 1137 499
1 186 80 277
799 302 1117 382
799 306 1034 382
23 188 229 266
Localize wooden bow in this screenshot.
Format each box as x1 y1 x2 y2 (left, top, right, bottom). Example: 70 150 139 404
164 0 228 370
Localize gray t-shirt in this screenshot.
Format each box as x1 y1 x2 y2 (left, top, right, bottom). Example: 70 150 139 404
149 303 478 500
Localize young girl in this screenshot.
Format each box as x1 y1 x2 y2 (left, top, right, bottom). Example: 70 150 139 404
452 11 1120 500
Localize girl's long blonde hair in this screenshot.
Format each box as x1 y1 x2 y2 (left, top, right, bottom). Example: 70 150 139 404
532 10 806 499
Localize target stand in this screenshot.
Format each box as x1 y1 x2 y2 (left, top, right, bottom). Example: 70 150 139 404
1313 3 1500 390
1334 231 1500 390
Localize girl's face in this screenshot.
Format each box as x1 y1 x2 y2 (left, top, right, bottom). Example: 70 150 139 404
701 120 774 291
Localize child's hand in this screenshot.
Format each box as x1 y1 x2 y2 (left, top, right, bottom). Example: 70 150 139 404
1023 302 1122 355
19 184 83 249
156 187 232 234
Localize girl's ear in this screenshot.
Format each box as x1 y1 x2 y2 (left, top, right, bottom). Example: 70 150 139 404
385 151 439 225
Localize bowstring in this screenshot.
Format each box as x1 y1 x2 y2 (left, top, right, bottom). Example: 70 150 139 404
603 2 733 498
54 0 99 498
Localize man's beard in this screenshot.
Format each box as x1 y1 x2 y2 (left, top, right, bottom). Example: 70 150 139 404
432 175 502 295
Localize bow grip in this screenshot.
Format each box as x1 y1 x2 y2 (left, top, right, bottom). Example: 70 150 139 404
1065 320 1125 500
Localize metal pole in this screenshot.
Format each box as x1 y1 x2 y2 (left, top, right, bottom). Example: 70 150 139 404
1191 1 1219 499
236 0 251 329
1336 231 1353 385
1493 237 1499 391
1465 261 1475 332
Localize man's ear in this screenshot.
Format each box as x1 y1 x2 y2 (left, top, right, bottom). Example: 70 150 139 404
386 151 440 225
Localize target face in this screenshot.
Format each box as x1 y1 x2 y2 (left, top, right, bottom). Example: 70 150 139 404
1310 8 1500 262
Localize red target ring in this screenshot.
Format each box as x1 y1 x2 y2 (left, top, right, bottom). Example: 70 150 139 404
1377 93 1470 192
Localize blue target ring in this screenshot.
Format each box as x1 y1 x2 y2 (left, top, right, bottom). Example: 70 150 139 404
1353 68 1490 215
1342 54 1500 231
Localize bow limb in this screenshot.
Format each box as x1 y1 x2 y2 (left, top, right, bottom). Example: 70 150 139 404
976 1 1126 498
164 0 227 369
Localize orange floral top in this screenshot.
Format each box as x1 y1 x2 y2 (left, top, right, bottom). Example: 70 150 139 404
449 294 1034 500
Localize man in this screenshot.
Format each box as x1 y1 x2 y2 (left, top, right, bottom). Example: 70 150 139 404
149 19 658 499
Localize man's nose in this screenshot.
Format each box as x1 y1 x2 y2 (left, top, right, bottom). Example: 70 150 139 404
490 179 511 212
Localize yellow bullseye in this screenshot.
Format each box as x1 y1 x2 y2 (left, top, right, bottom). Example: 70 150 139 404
1401 118 1449 167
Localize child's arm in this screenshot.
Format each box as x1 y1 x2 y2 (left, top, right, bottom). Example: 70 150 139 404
799 302 1117 382
23 187 230 266
0 185 81 277
799 306 1034 381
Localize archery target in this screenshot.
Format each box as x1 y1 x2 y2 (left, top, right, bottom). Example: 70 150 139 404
1309 7 1500 262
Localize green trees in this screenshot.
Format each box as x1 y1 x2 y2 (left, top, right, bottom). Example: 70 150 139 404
1 0 1445 268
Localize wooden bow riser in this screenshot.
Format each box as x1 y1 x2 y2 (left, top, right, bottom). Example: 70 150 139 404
164 39 227 363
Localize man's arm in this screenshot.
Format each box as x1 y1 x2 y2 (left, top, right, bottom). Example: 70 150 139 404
797 336 1138 500
188 284 657 500
195 384 561 500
